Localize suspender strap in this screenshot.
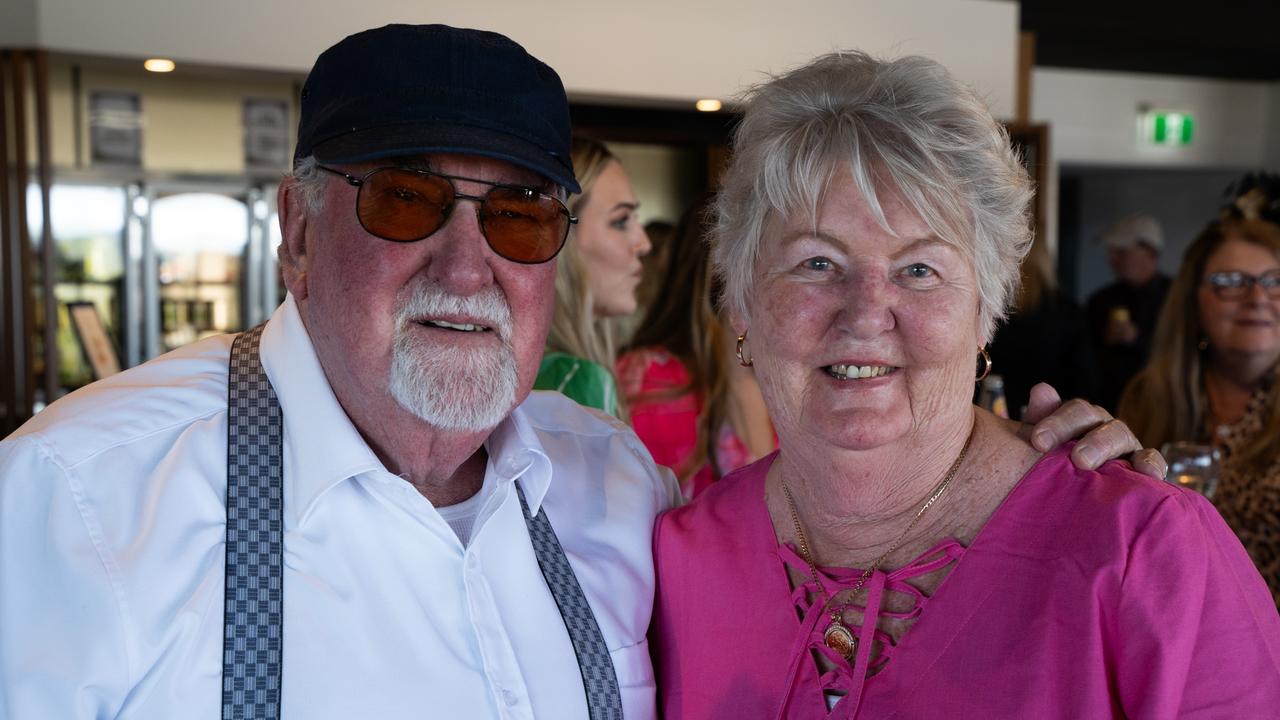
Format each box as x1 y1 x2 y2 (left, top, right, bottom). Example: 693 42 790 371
220 324 621 718
223 324 284 720
517 484 624 720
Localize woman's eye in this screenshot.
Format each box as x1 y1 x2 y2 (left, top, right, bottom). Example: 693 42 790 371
609 214 631 231
801 257 835 272
897 263 943 287
902 263 936 279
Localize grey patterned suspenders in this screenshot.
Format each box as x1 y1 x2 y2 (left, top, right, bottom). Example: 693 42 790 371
516 485 624 719
223 324 623 719
224 325 284 720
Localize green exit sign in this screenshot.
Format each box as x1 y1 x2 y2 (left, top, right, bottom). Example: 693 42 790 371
1140 110 1195 146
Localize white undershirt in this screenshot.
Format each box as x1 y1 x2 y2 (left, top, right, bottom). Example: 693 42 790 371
435 471 494 546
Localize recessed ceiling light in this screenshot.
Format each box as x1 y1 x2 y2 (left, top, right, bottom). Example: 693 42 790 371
144 58 176 73
695 99 722 112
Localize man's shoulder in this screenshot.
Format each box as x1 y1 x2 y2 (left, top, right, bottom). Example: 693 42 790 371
518 390 680 505
5 334 234 469
520 389 631 439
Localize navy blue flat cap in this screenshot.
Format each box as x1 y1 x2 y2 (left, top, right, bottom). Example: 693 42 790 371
295 24 579 193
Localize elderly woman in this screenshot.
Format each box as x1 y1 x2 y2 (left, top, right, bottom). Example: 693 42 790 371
652 53 1280 718
1120 181 1280 605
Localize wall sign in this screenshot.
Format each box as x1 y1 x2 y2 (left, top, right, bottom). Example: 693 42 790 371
243 98 290 171
89 91 143 166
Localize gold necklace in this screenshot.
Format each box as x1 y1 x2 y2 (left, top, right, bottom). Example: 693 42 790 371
779 426 974 663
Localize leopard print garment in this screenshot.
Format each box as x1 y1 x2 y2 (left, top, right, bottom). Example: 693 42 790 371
1206 379 1280 608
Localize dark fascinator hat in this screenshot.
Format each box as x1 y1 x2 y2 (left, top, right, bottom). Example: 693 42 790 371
1221 172 1280 226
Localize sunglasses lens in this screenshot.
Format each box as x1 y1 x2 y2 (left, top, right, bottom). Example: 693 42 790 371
481 187 569 263
358 169 452 242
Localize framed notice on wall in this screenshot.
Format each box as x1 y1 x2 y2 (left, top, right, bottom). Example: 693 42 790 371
68 302 122 380
89 91 143 166
244 98 290 171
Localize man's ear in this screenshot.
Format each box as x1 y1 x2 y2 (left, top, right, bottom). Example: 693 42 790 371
278 180 310 301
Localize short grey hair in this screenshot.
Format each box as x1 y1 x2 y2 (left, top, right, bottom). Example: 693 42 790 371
712 51 1034 341
289 155 327 213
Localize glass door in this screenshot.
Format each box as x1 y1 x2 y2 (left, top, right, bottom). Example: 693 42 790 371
145 186 250 357
27 182 129 395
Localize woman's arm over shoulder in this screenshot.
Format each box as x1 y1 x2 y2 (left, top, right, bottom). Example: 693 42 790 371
1113 488 1280 717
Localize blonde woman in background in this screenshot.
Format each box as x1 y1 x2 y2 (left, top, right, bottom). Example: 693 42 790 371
1120 175 1280 603
534 137 651 415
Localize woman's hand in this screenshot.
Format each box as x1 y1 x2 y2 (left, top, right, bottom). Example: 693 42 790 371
1019 383 1168 479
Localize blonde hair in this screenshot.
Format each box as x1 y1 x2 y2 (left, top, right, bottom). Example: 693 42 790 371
1119 218 1280 473
624 194 730 480
712 51 1034 341
546 137 623 389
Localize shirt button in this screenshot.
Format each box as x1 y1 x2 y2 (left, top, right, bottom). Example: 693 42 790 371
502 689 518 707
467 554 480 570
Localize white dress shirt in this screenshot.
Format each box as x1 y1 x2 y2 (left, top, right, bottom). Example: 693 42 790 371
0 296 679 720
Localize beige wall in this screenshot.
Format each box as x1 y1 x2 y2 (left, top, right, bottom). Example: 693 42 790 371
608 143 702 227
18 0 1019 118
38 57 295 174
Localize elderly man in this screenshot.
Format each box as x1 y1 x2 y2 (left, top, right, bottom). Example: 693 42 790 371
0 24 1157 720
1087 213 1173 411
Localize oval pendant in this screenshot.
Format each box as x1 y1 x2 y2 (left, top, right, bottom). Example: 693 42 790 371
823 621 858 662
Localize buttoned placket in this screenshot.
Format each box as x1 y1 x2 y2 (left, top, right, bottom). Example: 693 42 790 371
354 448 542 720
468 448 541 720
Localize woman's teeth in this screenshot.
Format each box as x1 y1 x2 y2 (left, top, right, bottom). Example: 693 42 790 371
827 364 895 380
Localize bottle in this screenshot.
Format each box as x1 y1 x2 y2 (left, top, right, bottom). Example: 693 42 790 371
980 374 1009 419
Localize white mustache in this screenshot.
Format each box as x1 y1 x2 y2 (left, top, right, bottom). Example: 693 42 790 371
394 283 513 339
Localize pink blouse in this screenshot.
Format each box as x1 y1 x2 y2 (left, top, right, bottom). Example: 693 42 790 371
653 445 1280 719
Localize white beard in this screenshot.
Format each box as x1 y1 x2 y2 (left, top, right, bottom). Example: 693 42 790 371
388 283 518 432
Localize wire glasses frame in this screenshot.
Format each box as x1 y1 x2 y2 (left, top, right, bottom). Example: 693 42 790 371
1204 269 1280 300
316 165 576 264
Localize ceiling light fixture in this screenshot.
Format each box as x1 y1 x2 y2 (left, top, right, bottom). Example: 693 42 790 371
695 99 722 112
144 58 176 73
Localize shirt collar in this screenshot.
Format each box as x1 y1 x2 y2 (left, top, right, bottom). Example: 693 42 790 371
484 399 554 515
260 295 383 526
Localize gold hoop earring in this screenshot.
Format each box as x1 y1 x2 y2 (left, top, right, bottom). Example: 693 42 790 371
736 331 753 367
975 346 992 382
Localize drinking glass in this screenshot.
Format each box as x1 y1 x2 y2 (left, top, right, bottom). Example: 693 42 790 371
1160 441 1222 499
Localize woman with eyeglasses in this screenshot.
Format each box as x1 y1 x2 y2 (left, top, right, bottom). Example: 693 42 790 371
1120 174 1280 605
534 137 651 416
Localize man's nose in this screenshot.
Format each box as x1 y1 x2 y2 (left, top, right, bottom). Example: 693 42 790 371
423 199 495 293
